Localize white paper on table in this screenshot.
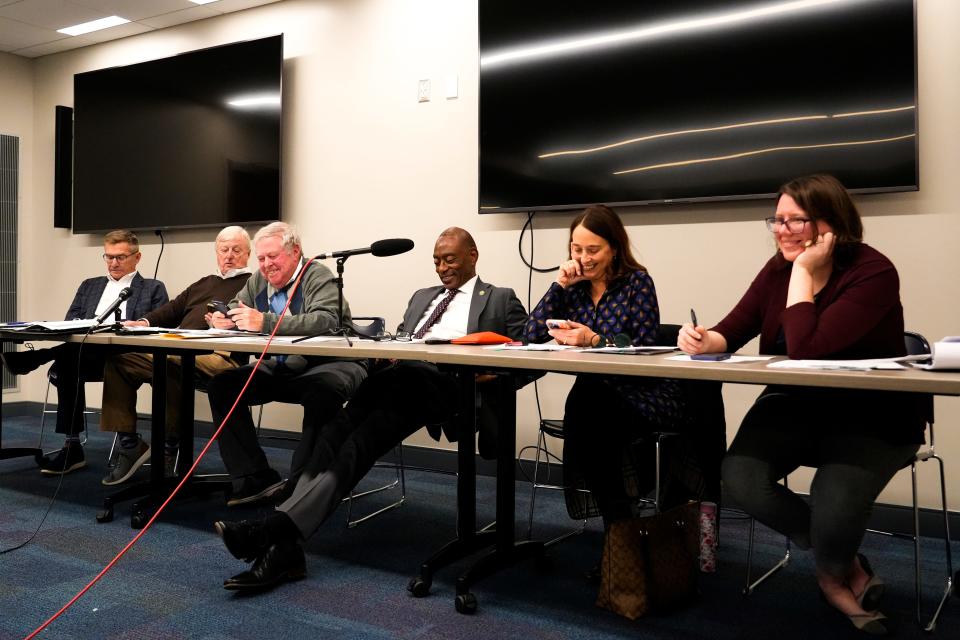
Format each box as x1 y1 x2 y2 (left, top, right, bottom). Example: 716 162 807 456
767 358 907 371
486 343 577 351
908 339 960 370
667 354 775 363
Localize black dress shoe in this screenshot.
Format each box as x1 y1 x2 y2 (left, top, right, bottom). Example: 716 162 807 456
214 519 271 562
1 349 48 376
223 542 306 591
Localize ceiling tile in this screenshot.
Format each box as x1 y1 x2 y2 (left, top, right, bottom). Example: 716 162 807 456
213 0 283 14
139 5 219 29
11 31 95 55
0 0 106 31
70 0 206 21
0 15 59 49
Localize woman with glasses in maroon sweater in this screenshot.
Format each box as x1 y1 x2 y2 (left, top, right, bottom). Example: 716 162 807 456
679 175 923 635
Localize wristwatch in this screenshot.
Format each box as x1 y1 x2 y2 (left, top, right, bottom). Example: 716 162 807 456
591 333 606 348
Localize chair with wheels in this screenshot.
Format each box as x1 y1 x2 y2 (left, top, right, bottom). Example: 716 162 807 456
743 331 953 632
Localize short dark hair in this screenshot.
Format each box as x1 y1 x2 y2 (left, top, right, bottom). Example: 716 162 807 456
568 204 645 280
778 174 863 263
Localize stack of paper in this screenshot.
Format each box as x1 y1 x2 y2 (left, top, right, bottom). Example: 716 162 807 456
908 337 960 371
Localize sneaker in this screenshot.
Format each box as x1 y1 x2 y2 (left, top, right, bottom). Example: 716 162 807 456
227 470 285 507
37 443 86 475
102 441 151 486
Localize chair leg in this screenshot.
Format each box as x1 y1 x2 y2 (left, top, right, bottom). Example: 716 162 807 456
526 428 547 539
916 454 955 632
343 443 406 528
38 378 53 450
743 477 791 596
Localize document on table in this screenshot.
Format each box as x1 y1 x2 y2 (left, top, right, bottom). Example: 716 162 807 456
767 358 907 371
666 354 775 364
908 337 960 370
486 343 578 351
0 319 99 331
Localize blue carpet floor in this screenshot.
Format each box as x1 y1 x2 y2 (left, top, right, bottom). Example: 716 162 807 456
0 415 957 639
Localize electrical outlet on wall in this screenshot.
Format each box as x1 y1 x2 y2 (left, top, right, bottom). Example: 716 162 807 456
418 79 431 103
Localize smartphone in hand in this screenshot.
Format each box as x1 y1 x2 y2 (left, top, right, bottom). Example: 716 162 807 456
206 300 230 315
546 319 571 329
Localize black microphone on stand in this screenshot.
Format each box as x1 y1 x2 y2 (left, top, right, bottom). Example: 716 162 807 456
95 287 132 325
314 238 414 260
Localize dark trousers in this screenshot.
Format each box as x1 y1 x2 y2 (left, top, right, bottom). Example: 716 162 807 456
562 375 662 521
208 357 367 491
278 361 459 540
721 392 919 577
49 343 106 437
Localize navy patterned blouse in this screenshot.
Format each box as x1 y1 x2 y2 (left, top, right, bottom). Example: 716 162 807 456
525 270 683 426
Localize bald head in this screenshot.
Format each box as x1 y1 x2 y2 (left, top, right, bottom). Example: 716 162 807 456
433 227 478 290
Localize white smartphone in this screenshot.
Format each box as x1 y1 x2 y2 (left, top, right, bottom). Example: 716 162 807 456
546 319 570 329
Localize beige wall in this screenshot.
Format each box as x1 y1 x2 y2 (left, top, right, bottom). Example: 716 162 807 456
8 0 960 510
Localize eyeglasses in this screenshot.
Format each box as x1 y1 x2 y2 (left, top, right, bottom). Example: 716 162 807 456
764 217 811 233
102 252 138 263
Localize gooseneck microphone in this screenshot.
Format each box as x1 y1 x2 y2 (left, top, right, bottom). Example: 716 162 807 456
95 287 132 324
314 238 414 260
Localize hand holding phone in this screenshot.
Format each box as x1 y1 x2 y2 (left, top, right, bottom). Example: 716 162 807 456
546 318 571 329
691 353 732 361
207 300 230 315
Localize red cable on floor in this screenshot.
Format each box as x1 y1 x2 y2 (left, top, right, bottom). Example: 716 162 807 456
24 258 317 640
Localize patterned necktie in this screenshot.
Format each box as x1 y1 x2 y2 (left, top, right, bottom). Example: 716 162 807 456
413 289 459 339
270 290 288 362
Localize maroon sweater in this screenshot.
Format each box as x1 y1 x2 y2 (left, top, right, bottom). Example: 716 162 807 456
714 243 924 444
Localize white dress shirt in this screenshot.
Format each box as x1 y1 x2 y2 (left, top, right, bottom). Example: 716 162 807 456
94 271 138 319
412 275 478 340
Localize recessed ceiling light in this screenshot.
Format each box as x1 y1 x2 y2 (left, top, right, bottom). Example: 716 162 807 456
189 0 221 5
57 15 130 37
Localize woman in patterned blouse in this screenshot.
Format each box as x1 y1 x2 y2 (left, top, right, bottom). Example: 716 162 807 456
525 204 684 522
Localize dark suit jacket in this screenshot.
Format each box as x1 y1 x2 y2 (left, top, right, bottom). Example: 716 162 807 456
397 278 527 340
397 278 528 456
64 273 169 321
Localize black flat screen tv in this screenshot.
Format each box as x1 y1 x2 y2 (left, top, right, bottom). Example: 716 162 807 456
72 34 282 233
479 0 917 213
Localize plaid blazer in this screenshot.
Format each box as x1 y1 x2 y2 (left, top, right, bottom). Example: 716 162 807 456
64 273 169 321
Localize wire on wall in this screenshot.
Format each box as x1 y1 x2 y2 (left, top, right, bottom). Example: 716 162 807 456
153 230 164 280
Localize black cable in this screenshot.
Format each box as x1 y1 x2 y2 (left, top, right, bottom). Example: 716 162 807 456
153 230 164 280
518 211 559 274
0 327 95 556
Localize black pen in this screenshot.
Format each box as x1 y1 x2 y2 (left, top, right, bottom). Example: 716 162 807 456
690 308 698 328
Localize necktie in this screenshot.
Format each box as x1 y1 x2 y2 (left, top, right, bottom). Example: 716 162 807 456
413 289 459 339
270 289 288 362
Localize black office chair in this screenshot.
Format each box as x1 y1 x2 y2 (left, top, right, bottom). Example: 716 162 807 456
743 331 953 632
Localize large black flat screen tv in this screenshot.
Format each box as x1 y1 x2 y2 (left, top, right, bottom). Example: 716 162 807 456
479 0 917 213
72 35 282 233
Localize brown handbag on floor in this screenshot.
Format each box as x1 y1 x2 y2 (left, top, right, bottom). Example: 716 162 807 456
596 501 700 619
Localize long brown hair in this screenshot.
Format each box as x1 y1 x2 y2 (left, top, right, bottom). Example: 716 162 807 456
778 174 863 263
568 205 645 280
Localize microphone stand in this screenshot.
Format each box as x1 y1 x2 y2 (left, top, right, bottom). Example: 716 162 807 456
292 256 356 345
